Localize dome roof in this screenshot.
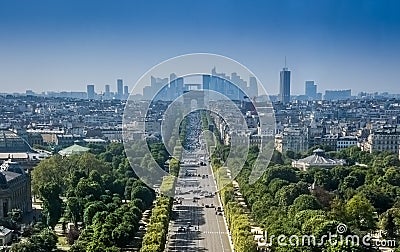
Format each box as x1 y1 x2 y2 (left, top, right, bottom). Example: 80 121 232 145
0 130 33 153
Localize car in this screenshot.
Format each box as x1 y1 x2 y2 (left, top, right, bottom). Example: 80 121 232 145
193 196 200 200
205 204 210 208
178 226 186 232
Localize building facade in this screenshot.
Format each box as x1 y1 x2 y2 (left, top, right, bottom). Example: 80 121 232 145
87 85 95 100
305 81 317 100
363 126 400 153
117 79 124 100
279 67 291 104
0 160 32 218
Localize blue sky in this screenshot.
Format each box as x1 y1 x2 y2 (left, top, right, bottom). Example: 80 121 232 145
1 0 400 95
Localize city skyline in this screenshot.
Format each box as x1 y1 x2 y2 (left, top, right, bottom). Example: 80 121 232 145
1 0 400 95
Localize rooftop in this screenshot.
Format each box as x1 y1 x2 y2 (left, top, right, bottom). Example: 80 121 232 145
0 130 33 153
292 149 346 170
58 144 90 156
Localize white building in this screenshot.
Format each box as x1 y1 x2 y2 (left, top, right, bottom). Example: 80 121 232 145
336 136 358 151
292 149 346 171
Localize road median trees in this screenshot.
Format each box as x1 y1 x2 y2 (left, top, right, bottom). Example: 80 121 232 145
140 157 179 252
140 196 172 252
217 167 257 252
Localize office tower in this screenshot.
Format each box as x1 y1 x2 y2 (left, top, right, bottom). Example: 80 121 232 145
170 73 177 82
151 76 169 100
305 81 317 100
279 66 291 104
203 75 210 90
105 85 110 99
231 72 247 93
248 76 258 98
117 79 123 99
324 90 352 100
87 84 95 100
124 86 129 99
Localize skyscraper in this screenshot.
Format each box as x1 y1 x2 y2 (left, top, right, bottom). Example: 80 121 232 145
124 85 129 99
279 66 291 104
87 84 95 100
105 85 110 99
248 76 258 98
305 81 317 100
117 79 123 99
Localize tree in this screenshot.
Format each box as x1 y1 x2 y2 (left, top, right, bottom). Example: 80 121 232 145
24 228 58 252
314 169 337 190
276 182 309 207
131 185 154 208
380 208 400 239
268 178 290 196
31 155 66 197
66 197 83 228
77 152 112 175
384 167 400 186
112 223 134 247
345 194 376 230
263 165 299 184
83 201 106 225
39 182 63 228
10 241 36 251
75 178 103 200
290 194 321 214
360 184 393 214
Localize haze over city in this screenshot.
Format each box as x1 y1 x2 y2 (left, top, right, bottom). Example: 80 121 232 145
1 0 400 95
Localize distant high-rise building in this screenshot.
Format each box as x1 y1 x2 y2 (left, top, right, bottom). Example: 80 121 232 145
87 84 95 100
279 66 291 104
117 79 123 99
231 72 247 94
248 76 258 98
305 81 317 100
105 85 110 99
124 85 129 99
324 90 351 100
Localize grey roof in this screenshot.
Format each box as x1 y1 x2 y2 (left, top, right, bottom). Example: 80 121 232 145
0 226 12 236
2 171 22 182
293 149 346 168
298 154 343 166
0 130 33 153
58 144 90 156
1 160 24 174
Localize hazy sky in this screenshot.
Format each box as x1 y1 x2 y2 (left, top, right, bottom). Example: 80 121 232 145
1 0 400 95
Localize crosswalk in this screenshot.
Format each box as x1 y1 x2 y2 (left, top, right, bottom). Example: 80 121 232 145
202 231 227 234
172 230 227 235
